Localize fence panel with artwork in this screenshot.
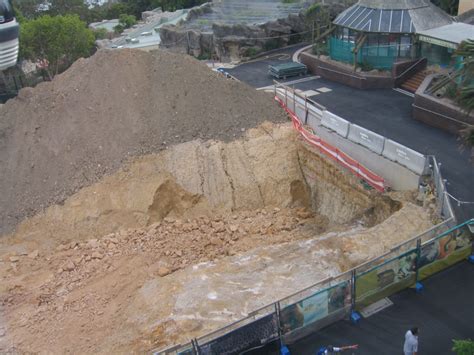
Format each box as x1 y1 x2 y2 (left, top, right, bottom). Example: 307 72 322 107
280 280 352 335
418 226 473 280
355 250 418 309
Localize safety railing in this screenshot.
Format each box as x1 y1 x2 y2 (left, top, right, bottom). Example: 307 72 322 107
276 83 428 178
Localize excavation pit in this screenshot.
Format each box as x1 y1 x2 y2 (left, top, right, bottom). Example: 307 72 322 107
0 123 433 354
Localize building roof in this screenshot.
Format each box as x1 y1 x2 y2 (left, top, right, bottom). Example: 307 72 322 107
417 22 474 48
456 8 474 25
333 0 452 33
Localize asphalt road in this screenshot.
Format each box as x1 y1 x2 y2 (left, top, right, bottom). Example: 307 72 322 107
288 260 474 355
227 54 474 222
225 44 312 88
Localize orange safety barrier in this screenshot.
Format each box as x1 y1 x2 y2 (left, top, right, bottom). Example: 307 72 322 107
275 96 386 192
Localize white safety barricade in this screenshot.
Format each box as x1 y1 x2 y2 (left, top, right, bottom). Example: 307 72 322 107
308 102 323 119
348 124 385 155
295 103 307 123
275 88 287 103
321 111 350 138
382 139 427 175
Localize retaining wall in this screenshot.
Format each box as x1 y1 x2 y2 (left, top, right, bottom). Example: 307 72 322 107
300 52 394 90
413 75 474 134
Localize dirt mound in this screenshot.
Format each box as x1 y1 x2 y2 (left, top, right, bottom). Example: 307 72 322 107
0 48 287 235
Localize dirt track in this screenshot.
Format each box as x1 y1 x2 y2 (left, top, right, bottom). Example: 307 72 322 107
0 49 287 235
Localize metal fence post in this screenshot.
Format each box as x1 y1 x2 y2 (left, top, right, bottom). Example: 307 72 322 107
351 269 357 312
304 95 309 124
293 86 296 112
275 302 283 348
415 238 422 283
191 338 201 355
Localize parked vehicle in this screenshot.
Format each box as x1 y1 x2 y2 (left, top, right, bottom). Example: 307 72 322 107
0 0 19 71
268 62 307 80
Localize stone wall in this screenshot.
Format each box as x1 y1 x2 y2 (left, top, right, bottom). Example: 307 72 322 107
413 75 474 134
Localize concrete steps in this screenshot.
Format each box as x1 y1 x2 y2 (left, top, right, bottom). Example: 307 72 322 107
400 70 430 93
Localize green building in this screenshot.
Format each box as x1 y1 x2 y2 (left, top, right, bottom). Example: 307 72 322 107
330 0 455 70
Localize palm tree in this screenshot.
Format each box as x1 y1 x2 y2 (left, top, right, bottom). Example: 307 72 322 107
453 40 474 160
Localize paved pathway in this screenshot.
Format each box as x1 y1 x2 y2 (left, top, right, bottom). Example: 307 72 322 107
289 261 474 355
227 52 474 222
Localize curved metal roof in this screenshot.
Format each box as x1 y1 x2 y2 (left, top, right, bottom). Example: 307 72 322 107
358 0 430 10
333 0 452 33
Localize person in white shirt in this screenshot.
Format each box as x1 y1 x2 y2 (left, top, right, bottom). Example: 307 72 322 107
403 327 419 355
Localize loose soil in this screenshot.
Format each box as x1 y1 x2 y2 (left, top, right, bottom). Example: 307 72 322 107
0 48 287 235
0 48 434 354
0 124 433 354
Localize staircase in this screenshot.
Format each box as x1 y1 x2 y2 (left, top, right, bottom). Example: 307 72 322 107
400 70 431 93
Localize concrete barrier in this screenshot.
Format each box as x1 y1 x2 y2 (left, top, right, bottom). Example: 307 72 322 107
276 89 285 102
348 124 385 155
382 139 427 175
321 111 350 138
308 104 323 119
295 103 307 123
317 127 420 190
307 112 320 132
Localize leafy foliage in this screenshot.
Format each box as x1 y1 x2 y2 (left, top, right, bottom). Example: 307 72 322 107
19 15 95 78
430 0 459 15
14 0 207 24
454 39 474 113
452 339 474 355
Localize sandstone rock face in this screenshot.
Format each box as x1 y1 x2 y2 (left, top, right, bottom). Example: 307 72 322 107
159 0 357 62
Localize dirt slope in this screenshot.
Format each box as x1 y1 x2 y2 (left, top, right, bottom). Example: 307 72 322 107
0 49 287 235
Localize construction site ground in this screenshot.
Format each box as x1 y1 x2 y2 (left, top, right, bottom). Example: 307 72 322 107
0 49 438 353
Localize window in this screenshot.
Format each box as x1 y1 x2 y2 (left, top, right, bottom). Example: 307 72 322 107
399 35 411 57
0 0 14 23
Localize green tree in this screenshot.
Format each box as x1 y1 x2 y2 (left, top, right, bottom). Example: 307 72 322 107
20 14 95 79
305 4 330 56
454 39 474 113
118 13 137 28
430 0 459 15
452 339 474 355
106 3 135 19
47 0 89 17
453 39 474 160
93 27 109 40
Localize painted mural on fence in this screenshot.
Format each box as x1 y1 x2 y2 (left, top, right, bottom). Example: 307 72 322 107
356 251 417 301
280 282 350 333
419 229 472 278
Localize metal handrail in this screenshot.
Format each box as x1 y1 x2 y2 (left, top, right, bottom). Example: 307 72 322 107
394 57 426 79
318 65 368 80
412 103 472 126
